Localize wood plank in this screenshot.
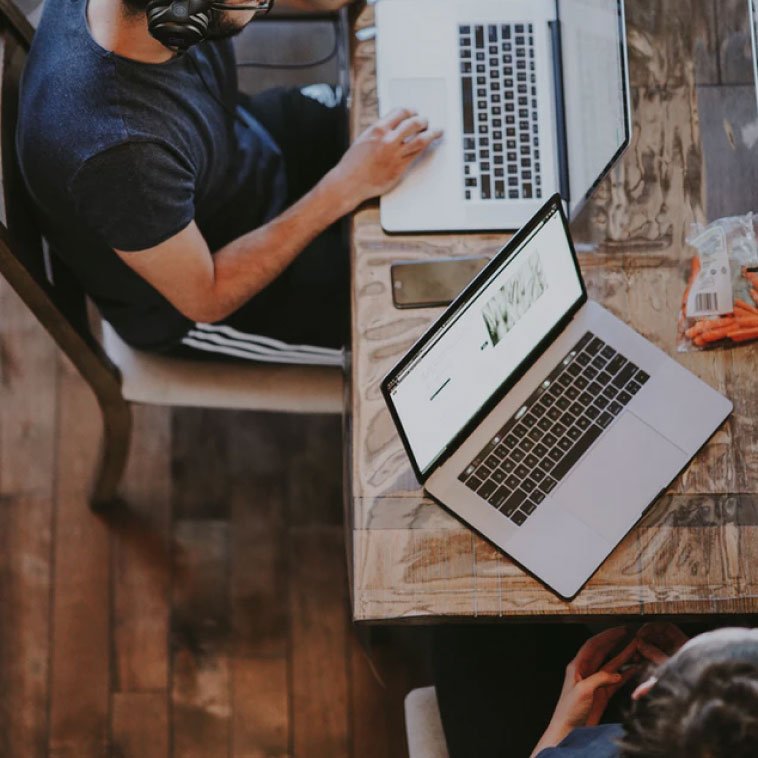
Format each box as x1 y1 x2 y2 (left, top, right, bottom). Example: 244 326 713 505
289 526 349 758
0 281 57 758
171 520 231 758
112 692 169 758
113 404 172 692
229 460 289 757
172 409 233 520
231 658 289 758
48 355 111 758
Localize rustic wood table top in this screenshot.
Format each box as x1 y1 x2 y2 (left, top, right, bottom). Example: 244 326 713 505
347 0 758 623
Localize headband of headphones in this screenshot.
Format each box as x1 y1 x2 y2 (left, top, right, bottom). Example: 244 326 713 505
146 0 274 51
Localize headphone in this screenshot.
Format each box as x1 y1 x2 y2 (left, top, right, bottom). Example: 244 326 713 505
146 0 275 51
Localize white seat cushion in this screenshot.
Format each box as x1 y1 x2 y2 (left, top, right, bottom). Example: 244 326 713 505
100 320 344 413
405 687 450 758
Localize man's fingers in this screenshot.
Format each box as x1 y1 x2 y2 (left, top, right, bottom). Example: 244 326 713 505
379 107 418 130
602 638 639 674
579 669 622 695
390 115 430 144
637 639 668 666
575 627 629 671
400 129 444 157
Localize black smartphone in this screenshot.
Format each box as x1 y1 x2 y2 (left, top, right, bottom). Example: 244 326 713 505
390 256 491 309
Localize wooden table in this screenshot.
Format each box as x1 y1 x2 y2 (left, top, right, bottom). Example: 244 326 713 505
346 0 758 622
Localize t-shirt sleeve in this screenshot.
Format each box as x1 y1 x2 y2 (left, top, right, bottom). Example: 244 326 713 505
68 140 196 252
537 724 625 757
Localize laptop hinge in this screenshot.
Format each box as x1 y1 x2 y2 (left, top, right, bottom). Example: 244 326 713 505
549 18 570 206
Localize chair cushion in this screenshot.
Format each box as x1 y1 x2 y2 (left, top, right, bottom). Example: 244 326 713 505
405 687 450 758
100 320 344 413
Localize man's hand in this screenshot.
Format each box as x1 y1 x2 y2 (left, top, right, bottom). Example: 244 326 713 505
636 622 689 666
328 107 442 204
530 627 640 757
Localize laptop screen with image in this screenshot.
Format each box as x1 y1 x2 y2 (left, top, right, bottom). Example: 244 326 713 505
385 203 584 477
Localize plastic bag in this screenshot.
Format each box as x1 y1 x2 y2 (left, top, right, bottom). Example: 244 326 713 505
677 214 758 352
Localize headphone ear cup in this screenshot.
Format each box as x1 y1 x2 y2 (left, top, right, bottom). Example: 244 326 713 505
146 0 211 50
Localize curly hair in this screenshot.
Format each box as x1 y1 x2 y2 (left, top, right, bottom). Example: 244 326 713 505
620 657 758 757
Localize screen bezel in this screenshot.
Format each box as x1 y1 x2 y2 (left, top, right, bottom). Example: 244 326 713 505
381 195 588 484
559 0 633 216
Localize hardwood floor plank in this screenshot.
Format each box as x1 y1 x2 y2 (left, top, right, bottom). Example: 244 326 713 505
112 692 169 758
0 282 57 758
113 405 172 693
289 526 349 758
172 409 233 520
48 356 111 758
172 520 231 758
231 657 289 758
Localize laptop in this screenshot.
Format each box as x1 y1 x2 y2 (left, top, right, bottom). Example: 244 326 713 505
382 196 733 598
375 0 632 233
751 0 758 109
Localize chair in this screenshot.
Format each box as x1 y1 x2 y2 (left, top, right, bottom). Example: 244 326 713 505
0 0 344 510
405 687 450 758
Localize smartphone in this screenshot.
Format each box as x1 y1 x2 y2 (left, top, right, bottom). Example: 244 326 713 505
390 256 491 309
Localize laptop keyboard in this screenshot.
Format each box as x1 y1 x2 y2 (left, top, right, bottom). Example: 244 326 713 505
458 332 650 527
458 23 542 203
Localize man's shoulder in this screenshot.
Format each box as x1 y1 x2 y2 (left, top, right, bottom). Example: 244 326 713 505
537 724 625 757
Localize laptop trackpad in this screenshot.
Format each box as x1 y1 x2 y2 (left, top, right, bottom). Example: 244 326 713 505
552 413 688 544
388 78 447 133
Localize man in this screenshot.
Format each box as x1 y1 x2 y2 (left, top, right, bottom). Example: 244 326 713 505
433 623 758 757
17 0 441 363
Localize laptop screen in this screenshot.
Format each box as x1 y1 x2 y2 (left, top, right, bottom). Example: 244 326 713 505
560 0 630 207
384 200 585 478
751 0 758 109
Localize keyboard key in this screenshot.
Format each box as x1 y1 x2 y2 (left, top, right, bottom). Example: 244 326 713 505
478 479 497 499
636 370 650 385
600 345 615 360
569 402 584 417
597 412 613 428
575 353 590 366
542 432 557 448
501 488 527 516
522 500 536 515
532 491 545 505
606 355 626 376
579 392 593 405
612 363 637 389
512 449 525 463
467 476 483 491
500 459 516 474
540 476 558 494
565 386 580 401
584 366 599 380
608 401 623 416
515 464 529 479
524 453 539 468
602 385 618 400
626 381 641 395
574 376 589 390
585 406 600 420
551 422 567 437
522 478 536 493
598 371 613 385
594 395 609 410
489 486 511 509
511 510 527 526
557 437 572 452
566 426 582 441
550 424 602 481
533 443 548 458
591 355 607 370
576 415 590 430
548 447 563 462
491 468 506 484
586 337 605 355
547 407 562 421
505 474 520 490
617 391 632 405
531 468 546 483
504 434 518 447
522 413 537 428
528 427 543 443
519 438 535 453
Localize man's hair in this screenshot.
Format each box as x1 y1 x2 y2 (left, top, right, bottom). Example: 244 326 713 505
620 639 758 757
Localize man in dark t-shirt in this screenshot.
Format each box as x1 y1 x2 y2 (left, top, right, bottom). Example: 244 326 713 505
17 0 441 362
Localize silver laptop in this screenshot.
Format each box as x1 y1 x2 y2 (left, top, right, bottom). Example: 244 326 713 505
376 0 632 233
382 197 732 599
751 0 758 109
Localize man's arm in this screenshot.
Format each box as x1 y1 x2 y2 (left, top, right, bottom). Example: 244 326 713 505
115 108 441 324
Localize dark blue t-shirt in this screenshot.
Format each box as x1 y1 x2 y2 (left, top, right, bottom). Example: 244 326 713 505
17 0 287 349
539 724 624 757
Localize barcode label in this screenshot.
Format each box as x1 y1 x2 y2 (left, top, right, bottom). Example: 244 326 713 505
695 292 718 312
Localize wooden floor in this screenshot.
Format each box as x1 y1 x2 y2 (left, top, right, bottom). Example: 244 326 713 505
2 0 756 756
0 280 432 757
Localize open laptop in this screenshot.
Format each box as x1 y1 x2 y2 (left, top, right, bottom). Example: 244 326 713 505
375 0 632 233
382 196 732 598
751 0 758 109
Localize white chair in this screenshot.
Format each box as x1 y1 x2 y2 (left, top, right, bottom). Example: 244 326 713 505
405 687 450 758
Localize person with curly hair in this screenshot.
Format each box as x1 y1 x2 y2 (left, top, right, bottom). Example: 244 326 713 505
433 623 758 757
